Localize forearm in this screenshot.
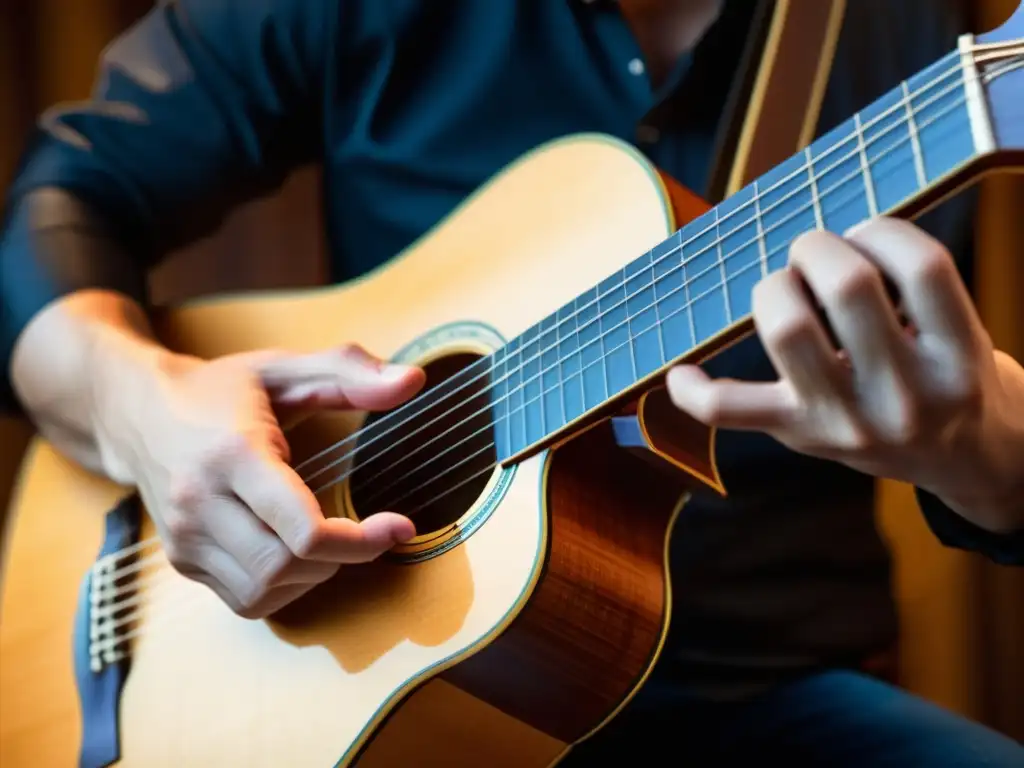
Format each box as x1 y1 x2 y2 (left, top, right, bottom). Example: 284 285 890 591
11 291 179 481
2 189 184 483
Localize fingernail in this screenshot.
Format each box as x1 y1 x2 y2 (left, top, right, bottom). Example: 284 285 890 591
380 363 412 382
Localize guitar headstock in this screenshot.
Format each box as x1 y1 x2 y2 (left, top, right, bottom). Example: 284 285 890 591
976 1 1024 155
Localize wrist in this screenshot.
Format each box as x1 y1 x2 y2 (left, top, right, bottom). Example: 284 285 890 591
88 326 195 485
930 477 1024 535
927 350 1024 534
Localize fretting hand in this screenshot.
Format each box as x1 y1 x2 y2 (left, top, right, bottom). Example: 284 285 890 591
666 217 1024 533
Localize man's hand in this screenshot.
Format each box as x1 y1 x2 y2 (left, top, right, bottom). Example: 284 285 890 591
666 217 1024 533
96 342 426 619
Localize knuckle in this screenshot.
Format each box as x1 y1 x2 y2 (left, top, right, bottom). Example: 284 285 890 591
162 540 189 570
761 312 815 351
166 475 205 511
945 369 984 408
827 267 879 307
695 389 726 424
883 405 921 446
336 342 361 359
252 546 295 591
205 431 256 467
234 594 268 621
334 342 371 371
789 229 834 263
824 413 871 452
163 509 200 543
289 523 321 559
838 428 872 453
906 246 954 288
233 578 272 618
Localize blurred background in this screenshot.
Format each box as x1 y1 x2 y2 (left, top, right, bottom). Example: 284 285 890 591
1 0 1021 744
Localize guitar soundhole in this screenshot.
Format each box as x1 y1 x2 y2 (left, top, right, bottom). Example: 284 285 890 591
347 351 499 540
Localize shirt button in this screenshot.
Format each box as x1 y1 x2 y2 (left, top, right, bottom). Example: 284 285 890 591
628 58 645 76
637 124 660 144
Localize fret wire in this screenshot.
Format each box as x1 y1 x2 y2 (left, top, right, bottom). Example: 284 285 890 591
598 295 610 402
901 80 929 188
502 350 512 457
573 294 586 415
312 77 978 491
508 92 975 424
853 113 879 216
505 87 977 428
805 147 825 229
537 327 546 439
753 179 768 282
373 131 920 493
714 206 732 324
557 323 567 430
492 55 966 422
517 340 527 450
957 35 997 154
623 266 640 382
681 235 698 346
651 250 668 367
499 125 948 435
302 61 976 481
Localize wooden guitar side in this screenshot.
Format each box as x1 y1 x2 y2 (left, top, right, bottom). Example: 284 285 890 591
0 135 713 767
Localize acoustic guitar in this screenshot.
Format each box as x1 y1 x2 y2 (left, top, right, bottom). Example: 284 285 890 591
1 6 1022 767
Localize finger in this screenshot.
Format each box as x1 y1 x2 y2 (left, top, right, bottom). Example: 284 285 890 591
258 344 426 412
844 217 985 353
750 267 851 400
666 364 798 431
179 557 319 619
173 540 254 613
788 230 909 380
231 448 416 562
200 495 339 587
244 581 322 619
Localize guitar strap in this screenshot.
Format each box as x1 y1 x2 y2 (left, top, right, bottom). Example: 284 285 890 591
704 0 848 202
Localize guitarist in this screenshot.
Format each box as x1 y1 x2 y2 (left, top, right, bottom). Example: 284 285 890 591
2 0 1023 763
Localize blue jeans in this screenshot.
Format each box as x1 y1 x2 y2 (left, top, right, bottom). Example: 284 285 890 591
558 670 1024 766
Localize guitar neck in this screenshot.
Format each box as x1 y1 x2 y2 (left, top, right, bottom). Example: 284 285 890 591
487 39 997 465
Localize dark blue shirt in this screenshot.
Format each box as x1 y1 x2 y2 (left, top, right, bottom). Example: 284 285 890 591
2 0 1020 702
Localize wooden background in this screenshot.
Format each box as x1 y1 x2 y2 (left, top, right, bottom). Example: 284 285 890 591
1 0 1021 742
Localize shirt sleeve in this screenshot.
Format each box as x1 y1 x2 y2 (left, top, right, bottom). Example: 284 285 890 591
915 487 1024 567
0 0 330 413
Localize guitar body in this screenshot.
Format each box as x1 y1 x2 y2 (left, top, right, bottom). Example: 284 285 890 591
5 3 1023 759
0 135 714 767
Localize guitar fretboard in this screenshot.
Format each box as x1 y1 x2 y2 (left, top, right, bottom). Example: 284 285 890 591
487 49 985 462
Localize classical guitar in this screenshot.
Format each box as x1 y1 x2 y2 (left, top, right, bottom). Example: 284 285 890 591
1 7 1022 767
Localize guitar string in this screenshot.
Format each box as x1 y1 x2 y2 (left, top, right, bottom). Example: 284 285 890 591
299 47 1020 513
92 57 976 584
287 52 965 481
88 113 974 656
311 67 977 505
99 46 1024 602
360 51 1024 516
296 61 973 499
115 60 1024 647
346 99 979 515
299 66 974 493
286 40 1018 486
91 79 981 628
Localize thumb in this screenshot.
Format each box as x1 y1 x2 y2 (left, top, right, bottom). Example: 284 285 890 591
257 344 426 411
